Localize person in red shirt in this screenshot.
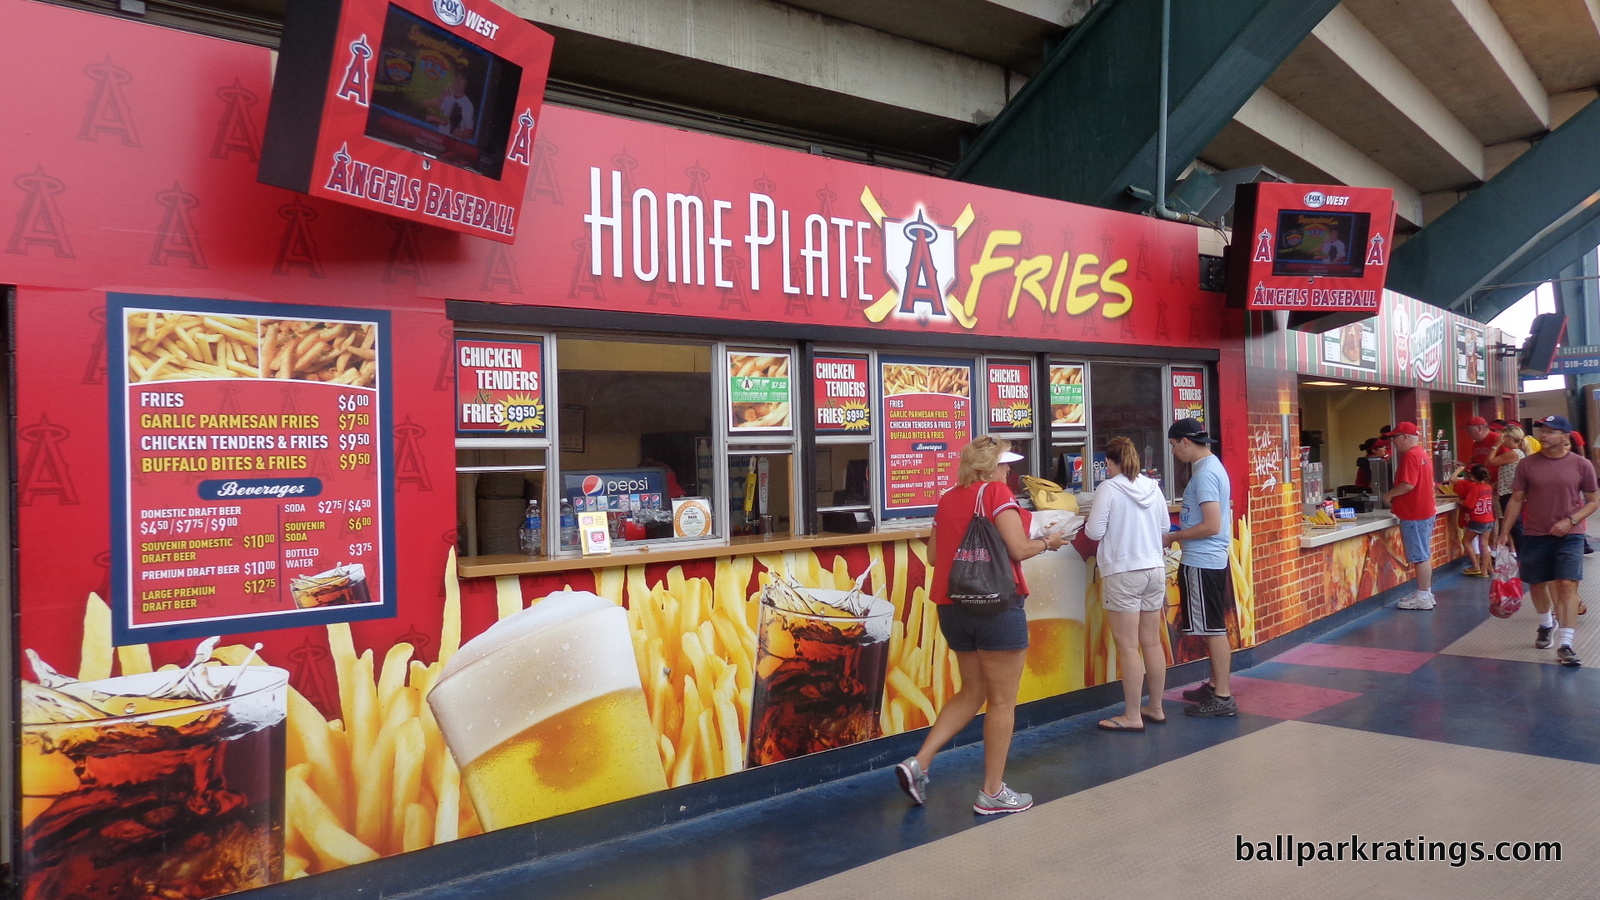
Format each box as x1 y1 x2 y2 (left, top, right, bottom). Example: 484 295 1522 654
1465 416 1500 481
1383 422 1438 609
1452 464 1495 576
896 435 1067 815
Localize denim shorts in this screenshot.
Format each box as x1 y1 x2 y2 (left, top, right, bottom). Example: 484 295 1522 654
936 603 1029 652
1519 534 1586 584
1399 517 1435 564
1465 520 1495 534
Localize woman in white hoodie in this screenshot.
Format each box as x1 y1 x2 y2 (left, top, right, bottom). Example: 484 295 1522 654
1084 436 1170 732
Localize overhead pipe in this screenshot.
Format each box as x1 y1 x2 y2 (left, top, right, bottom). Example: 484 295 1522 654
1151 0 1211 226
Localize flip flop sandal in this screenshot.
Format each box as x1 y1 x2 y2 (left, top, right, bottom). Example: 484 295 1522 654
1097 719 1145 733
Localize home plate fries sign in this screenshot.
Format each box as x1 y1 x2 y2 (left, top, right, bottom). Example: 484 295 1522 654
110 294 396 644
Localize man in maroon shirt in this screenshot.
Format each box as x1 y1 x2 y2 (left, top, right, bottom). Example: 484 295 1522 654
1497 415 1600 667
1383 422 1439 610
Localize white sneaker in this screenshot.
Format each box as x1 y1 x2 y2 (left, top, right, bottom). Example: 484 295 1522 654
1396 593 1435 610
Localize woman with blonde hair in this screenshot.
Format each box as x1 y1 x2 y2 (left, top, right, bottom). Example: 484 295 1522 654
1083 437 1170 731
895 435 1066 815
1489 423 1533 552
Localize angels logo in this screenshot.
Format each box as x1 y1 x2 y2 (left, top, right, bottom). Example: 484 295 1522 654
886 211 957 323
1392 306 1410 375
1252 228 1273 263
335 36 373 107
1365 233 1386 267
506 110 535 166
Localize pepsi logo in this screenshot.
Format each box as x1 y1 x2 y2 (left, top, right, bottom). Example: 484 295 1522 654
582 475 604 495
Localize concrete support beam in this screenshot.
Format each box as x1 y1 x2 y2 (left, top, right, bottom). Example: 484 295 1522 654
507 0 1010 127
1231 88 1423 226
1306 7 1483 184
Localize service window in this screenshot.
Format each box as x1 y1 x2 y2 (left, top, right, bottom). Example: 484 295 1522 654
457 447 546 556
1047 361 1089 492
453 334 551 557
557 336 717 547
722 346 798 538
813 351 874 534
1090 362 1167 493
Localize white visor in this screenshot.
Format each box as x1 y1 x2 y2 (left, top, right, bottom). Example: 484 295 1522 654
997 451 1023 463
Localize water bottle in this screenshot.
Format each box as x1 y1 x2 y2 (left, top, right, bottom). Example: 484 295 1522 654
518 499 542 556
559 498 579 551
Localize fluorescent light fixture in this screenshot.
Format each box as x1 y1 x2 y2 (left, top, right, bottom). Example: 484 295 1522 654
1303 380 1346 386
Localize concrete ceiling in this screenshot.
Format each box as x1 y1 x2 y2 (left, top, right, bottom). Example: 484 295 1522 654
72 0 1600 233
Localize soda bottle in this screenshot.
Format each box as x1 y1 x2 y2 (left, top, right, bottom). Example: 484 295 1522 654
518 499 543 556
559 498 580 551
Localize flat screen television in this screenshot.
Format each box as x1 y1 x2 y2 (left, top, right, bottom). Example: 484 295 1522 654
1270 209 1370 279
364 4 523 179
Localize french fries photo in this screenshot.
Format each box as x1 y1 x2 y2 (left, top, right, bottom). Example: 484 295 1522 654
261 319 377 385
882 364 970 398
126 310 262 382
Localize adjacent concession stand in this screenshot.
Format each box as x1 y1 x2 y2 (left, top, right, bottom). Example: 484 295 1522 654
0 2 1513 898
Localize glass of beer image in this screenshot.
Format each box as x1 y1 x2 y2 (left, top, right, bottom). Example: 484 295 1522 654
289 563 371 609
747 579 892 766
426 592 667 831
20 656 289 900
1017 510 1088 703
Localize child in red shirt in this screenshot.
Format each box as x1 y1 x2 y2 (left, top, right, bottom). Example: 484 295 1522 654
1453 464 1496 576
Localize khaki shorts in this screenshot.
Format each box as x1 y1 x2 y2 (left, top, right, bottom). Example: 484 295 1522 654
1102 567 1165 613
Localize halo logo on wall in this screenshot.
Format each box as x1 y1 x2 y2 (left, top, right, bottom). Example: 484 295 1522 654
433 0 466 25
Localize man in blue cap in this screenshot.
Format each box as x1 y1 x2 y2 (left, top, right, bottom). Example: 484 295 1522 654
1497 415 1600 667
1164 417 1236 716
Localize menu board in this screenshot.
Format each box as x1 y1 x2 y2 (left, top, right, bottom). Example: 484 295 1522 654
456 338 545 434
1455 323 1486 387
110 295 393 644
1320 319 1378 372
986 360 1034 431
727 349 793 432
880 357 972 518
1171 367 1206 424
813 354 872 434
1048 363 1085 428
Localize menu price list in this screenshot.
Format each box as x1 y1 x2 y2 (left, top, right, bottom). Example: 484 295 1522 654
117 299 389 635
880 359 971 515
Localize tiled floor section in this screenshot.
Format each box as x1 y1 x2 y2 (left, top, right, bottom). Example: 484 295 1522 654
354 556 1600 900
1165 675 1362 720
1440 602 1600 667
1270 641 1435 673
772 722 1600 900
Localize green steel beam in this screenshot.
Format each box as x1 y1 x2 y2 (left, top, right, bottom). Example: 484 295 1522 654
951 0 1338 211
1387 97 1600 322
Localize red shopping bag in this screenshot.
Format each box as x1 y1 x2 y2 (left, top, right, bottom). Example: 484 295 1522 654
1489 545 1523 618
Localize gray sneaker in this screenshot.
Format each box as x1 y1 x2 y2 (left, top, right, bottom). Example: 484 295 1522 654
973 784 1033 815
895 757 929 805
1185 692 1238 717
1181 682 1215 702
1535 625 1555 649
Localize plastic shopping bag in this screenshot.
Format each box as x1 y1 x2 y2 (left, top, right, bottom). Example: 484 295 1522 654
1489 544 1523 619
